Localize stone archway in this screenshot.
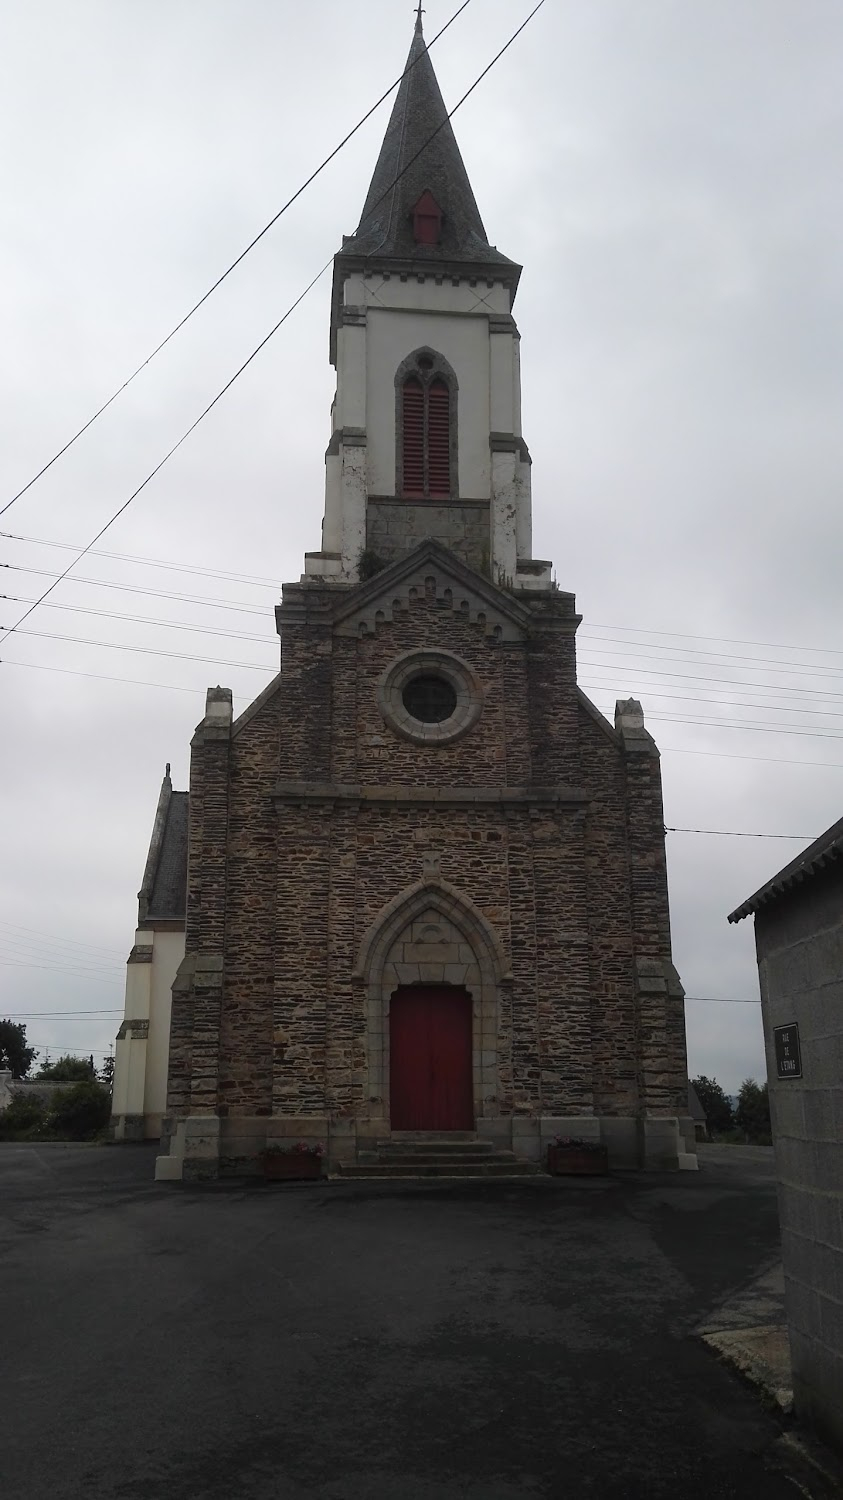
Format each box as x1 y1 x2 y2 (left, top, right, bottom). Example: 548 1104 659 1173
353 877 511 1126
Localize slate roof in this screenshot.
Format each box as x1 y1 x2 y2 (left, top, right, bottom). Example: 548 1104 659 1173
727 811 843 923
344 18 518 273
137 769 188 923
148 792 188 920
688 1082 707 1123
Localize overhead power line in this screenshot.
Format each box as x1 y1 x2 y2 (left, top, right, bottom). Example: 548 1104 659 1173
2 1009 124 1018
3 595 276 643
0 919 125 959
10 627 274 671
0 261 332 649
579 659 843 698
588 621 843 662
684 997 761 1006
658 744 842 771
579 683 843 720
581 642 843 682
645 712 843 741
1 531 279 588
1 659 214 696
3 539 840 677
0 1 547 652
0 958 121 985
1 563 268 616
666 826 816 840
0 0 475 517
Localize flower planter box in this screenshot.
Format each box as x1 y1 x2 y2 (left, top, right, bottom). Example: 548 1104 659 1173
263 1151 323 1182
547 1144 609 1177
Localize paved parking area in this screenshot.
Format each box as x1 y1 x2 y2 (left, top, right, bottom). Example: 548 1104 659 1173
0 1141 813 1499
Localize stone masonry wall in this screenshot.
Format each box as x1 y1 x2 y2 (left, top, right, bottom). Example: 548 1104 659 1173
367 499 490 573
167 564 685 1161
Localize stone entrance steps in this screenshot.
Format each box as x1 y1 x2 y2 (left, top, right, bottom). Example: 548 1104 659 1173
335 1133 541 1179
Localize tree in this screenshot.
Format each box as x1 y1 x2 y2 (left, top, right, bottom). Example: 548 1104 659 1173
37 1054 96 1082
0 1019 38 1079
47 1079 112 1140
736 1079 771 1144
691 1075 734 1137
99 1054 114 1090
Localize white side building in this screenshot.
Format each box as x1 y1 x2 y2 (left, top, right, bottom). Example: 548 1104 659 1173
111 767 187 1140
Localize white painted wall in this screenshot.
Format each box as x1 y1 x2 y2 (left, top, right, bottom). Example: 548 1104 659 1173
308 267 548 588
112 926 184 1139
145 928 184 1132
367 308 491 499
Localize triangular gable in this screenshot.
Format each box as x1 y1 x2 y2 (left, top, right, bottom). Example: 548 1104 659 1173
331 538 539 643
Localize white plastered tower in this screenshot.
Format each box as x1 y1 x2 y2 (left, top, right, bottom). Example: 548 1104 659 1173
304 14 550 592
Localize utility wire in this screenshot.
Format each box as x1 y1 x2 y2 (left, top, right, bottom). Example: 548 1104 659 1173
2 564 268 616
578 683 843 720
645 713 843 741
9 628 274 670
3 595 276 643
579 659 843 697
0 0 475 517
0 938 123 974
0 959 121 985
2 1009 124 1018
0 262 331 649
0 1 547 652
684 997 761 1005
581 642 843 681
658 744 842 771
2 542 840 678
666 826 816 840
6 600 842 712
0 919 127 959
2 531 279 588
588 621 843 662
1 659 214 696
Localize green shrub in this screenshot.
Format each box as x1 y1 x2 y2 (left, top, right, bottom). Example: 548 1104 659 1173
46 1080 112 1140
0 1092 49 1140
358 548 386 581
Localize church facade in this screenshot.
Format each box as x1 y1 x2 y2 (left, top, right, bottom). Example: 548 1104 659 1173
149 18 694 1181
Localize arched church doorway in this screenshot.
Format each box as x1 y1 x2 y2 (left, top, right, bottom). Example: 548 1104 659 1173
389 985 473 1131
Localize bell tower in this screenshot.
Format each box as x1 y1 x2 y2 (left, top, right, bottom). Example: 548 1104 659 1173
304 14 551 591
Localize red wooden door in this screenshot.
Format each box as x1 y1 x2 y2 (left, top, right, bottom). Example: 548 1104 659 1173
390 986 474 1131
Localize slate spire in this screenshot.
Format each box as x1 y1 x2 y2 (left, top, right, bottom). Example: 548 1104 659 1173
348 19 514 269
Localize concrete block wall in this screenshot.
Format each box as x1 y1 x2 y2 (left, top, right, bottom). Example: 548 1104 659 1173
756 869 843 1452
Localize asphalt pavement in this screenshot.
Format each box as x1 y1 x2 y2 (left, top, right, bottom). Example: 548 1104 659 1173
0 1140 820 1499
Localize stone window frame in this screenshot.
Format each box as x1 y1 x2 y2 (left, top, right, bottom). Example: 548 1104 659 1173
394 346 460 501
352 877 513 1126
377 648 483 746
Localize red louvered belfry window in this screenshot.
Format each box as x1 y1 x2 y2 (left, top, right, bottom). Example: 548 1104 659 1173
401 376 451 498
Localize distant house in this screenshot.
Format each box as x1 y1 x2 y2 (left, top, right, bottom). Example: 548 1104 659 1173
687 1082 708 1142
111 767 187 1140
729 814 843 1453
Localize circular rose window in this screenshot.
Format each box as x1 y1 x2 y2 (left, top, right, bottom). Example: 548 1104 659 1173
402 674 457 723
377 651 483 745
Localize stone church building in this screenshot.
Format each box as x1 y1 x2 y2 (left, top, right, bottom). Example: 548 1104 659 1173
116 17 695 1179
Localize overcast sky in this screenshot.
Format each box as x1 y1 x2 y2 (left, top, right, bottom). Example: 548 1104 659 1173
1 0 841 1093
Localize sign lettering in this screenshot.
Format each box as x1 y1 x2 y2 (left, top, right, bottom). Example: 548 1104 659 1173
773 1023 802 1080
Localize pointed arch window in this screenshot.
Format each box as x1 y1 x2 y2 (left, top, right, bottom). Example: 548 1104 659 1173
398 352 456 499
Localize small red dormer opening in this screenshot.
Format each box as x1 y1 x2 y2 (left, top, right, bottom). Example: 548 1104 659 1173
412 190 443 245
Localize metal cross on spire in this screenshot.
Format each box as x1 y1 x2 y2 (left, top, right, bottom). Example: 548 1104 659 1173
415 2 425 33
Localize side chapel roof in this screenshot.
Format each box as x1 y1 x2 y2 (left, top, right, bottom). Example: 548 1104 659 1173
137 766 188 924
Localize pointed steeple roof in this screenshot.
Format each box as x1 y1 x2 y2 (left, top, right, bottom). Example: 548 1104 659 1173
345 19 516 272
